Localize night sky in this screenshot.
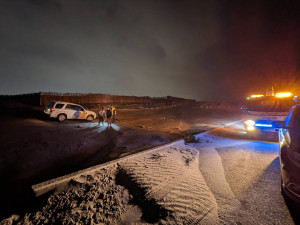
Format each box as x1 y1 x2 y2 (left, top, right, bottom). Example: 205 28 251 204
0 0 299 101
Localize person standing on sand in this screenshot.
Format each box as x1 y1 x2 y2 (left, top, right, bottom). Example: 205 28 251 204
98 107 105 126
106 106 112 127
103 107 107 123
111 105 116 123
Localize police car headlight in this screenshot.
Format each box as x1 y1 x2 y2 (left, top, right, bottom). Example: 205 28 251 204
245 120 255 126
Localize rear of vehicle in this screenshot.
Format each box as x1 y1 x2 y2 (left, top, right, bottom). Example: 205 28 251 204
44 101 65 117
44 101 68 121
279 105 300 205
244 96 295 134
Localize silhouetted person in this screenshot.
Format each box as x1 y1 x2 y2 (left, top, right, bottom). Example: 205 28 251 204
98 107 105 126
111 105 116 123
106 107 112 127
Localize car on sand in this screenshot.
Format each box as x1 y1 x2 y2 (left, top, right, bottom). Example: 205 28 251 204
44 101 96 122
278 104 300 205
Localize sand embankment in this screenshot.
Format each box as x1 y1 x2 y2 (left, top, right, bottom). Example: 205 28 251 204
3 140 219 224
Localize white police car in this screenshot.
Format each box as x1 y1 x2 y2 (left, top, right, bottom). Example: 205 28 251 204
44 101 96 122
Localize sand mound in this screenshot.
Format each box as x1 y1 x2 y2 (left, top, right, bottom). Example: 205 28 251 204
4 141 220 224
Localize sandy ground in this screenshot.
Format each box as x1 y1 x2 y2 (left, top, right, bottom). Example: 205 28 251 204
2 101 296 224
194 128 296 224
2 123 297 224
0 101 241 222
12 142 220 224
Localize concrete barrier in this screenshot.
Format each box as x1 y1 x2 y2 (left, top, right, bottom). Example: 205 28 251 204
32 140 185 197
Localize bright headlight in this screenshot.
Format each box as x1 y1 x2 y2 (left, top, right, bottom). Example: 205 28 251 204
275 92 292 98
246 125 255 131
245 120 255 126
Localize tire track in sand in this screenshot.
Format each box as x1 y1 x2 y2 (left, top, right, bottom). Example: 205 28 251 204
118 142 220 224
194 131 243 224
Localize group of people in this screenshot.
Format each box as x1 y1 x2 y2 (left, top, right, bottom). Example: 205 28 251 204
98 105 116 127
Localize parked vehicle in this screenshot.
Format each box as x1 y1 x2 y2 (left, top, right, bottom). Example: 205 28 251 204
278 104 300 204
243 95 296 135
44 101 96 122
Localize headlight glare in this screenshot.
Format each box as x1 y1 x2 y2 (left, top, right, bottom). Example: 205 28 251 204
245 120 255 126
246 125 255 131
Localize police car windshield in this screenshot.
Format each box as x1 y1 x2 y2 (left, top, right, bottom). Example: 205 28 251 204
247 97 295 112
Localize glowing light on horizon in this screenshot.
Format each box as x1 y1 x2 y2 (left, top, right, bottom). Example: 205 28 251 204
251 95 264 98
275 92 292 98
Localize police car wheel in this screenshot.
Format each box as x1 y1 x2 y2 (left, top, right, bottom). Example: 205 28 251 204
57 114 66 122
86 115 94 121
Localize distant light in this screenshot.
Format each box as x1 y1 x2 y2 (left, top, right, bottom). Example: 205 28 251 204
251 95 264 98
275 92 292 98
246 97 250 100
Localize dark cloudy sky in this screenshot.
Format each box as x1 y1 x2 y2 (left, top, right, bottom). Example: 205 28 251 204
0 0 299 101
